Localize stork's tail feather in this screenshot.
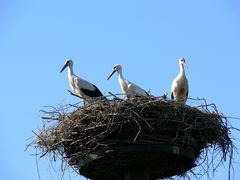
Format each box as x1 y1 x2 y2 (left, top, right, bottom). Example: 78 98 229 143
171 92 174 100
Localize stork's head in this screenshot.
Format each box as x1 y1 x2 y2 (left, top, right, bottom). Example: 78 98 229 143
107 64 122 80
179 57 187 68
60 59 73 73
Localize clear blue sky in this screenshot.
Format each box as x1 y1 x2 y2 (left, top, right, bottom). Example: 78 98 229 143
1 0 240 180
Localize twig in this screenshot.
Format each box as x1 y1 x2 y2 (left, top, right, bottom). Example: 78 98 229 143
68 90 81 99
108 92 123 101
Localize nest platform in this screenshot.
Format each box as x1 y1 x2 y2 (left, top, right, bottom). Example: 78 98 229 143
35 97 233 180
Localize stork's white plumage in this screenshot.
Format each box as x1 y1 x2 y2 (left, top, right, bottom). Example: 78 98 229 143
171 58 189 104
60 59 104 103
107 64 148 99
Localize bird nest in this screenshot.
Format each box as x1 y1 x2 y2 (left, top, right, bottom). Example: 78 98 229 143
31 96 234 180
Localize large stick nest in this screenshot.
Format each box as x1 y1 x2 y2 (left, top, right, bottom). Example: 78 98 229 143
33 96 233 180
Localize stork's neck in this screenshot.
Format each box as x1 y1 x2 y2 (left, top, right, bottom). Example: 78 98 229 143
117 69 124 80
67 65 74 79
180 63 185 76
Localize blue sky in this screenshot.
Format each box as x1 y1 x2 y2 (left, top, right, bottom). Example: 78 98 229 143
1 0 240 179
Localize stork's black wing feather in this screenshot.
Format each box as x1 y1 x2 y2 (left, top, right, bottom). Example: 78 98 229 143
145 91 150 96
171 92 174 100
186 90 189 99
81 85 103 98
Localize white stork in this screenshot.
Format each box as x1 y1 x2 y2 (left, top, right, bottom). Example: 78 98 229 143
171 57 189 104
107 64 149 99
60 59 105 103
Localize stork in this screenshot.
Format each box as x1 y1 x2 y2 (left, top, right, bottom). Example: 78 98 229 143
60 59 105 103
171 57 189 104
107 64 148 99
